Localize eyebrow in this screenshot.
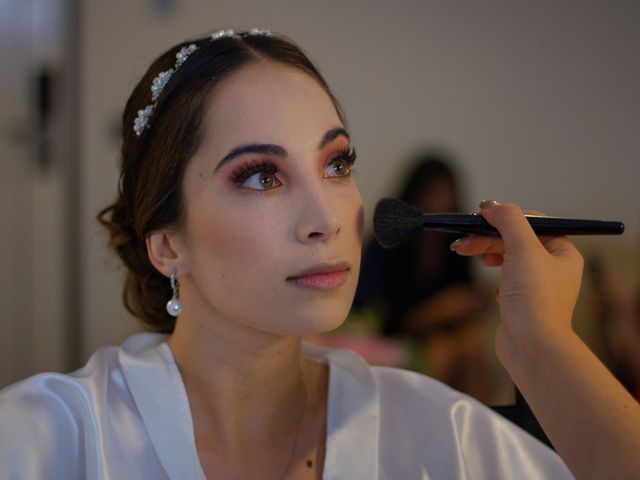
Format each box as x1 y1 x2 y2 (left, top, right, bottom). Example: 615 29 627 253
214 127 350 172
318 127 350 150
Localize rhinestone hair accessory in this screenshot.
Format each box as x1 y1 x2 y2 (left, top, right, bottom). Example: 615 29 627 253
210 28 237 40
133 28 272 137
133 43 198 136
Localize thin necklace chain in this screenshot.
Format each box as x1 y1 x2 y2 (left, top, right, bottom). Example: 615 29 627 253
280 383 308 480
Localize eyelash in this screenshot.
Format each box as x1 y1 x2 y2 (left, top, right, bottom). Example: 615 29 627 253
229 147 357 188
333 147 358 171
230 160 278 185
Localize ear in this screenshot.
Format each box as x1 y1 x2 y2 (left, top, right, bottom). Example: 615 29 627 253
146 229 190 278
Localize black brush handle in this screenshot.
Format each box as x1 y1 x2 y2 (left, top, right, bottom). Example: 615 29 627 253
422 213 624 236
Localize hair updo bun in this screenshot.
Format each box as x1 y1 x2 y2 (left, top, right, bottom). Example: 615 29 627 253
98 30 345 332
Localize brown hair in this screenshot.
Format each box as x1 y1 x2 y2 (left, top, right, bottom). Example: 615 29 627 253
98 31 345 332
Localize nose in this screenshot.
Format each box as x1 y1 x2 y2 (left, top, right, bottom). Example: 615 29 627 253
295 185 341 243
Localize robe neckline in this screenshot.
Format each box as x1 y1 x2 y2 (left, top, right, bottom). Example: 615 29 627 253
118 332 380 479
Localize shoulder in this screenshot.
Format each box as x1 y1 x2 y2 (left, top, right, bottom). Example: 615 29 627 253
0 334 164 478
0 332 170 432
372 363 460 402
370 364 488 440
0 345 118 477
369 365 572 478
0 343 121 421
309 342 572 479
370 364 493 435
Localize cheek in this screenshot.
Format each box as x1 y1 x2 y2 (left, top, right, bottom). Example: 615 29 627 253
185 203 304 331
187 204 287 293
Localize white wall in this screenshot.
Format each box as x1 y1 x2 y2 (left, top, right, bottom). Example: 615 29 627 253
0 0 74 387
80 0 640 359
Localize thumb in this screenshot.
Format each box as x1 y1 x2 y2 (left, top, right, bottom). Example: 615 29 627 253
479 201 543 255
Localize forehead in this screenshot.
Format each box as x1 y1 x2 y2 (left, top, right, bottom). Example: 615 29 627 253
202 61 343 152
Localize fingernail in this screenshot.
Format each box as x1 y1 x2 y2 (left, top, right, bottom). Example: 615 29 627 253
450 238 465 251
479 200 500 209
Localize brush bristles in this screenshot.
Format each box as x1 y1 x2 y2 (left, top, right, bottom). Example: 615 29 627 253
373 198 424 248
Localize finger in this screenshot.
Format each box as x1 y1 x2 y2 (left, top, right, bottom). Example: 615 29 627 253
521 211 567 251
480 253 503 267
450 208 559 256
540 235 584 264
450 235 505 256
522 211 569 250
479 201 544 255
451 233 557 257
502 208 554 247
523 209 545 217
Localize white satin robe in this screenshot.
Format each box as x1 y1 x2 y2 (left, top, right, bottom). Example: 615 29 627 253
0 333 573 479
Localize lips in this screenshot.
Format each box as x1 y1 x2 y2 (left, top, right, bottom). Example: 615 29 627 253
287 262 351 290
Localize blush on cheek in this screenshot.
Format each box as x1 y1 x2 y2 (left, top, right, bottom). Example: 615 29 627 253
197 214 276 278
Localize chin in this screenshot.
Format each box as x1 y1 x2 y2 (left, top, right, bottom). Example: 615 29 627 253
304 312 350 336
275 298 352 337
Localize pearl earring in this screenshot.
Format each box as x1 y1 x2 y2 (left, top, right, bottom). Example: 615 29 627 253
166 269 183 317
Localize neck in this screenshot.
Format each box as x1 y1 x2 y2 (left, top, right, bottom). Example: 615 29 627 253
167 311 314 450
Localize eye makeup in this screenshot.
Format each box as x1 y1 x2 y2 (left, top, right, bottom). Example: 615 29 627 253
228 144 357 186
330 146 357 170
230 159 279 186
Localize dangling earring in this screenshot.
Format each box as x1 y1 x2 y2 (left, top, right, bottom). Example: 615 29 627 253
166 269 183 317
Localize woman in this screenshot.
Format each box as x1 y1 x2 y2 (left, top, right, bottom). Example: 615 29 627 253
355 153 486 339
353 153 495 401
0 29 637 479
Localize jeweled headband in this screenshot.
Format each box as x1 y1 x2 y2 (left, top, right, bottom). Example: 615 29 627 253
133 28 272 137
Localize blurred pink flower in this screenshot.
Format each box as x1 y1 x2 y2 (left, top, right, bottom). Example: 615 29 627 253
305 332 407 367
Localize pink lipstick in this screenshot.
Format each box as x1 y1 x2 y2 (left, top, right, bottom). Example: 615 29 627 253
287 262 350 290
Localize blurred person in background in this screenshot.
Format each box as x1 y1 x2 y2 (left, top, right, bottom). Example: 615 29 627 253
352 150 497 402
582 250 640 399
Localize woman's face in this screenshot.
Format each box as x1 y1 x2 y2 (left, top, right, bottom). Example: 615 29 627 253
415 178 457 214
174 61 364 336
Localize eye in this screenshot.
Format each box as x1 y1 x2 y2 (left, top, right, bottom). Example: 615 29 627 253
325 158 351 177
325 148 356 178
230 160 282 191
243 171 281 190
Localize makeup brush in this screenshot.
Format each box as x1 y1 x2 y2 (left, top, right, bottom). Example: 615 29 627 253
373 197 625 249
